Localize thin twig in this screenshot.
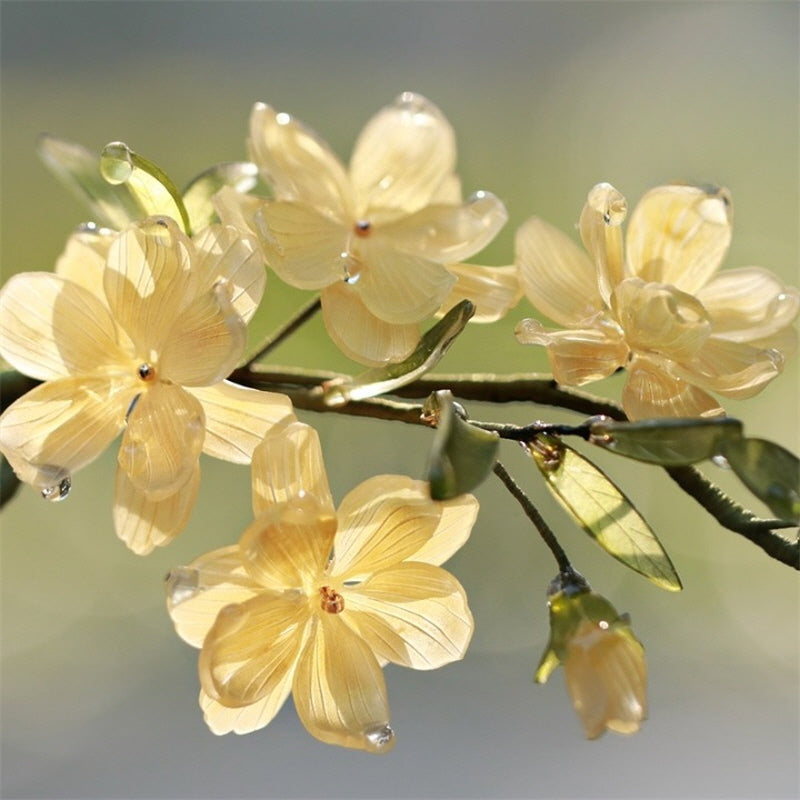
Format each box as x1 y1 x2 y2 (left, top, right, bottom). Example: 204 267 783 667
493 460 573 572
243 296 322 367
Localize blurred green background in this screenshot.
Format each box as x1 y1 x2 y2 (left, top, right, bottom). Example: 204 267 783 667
1 2 797 798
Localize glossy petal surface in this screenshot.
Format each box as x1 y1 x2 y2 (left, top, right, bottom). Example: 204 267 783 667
293 614 393 752
410 493 479 566
345 562 473 670
0 273 125 380
189 382 293 465
114 462 200 555
439 263 521 323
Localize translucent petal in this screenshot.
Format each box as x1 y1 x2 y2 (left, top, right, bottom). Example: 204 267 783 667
625 185 732 294
411 493 479 566
118 382 205 501
213 185 264 237
113 462 199 555
697 267 800 342
103 217 196 354
251 417 334 516
437 263 521 323
248 102 352 214
188 382 293 465
0 375 131 488
239 496 338 591
515 217 604 326
380 193 507 263
623 358 724 420
350 92 456 217
253 201 347 289
515 320 628 386
0 272 126 380
166 546 261 647
200 688 291 736
321 282 419 366
673 337 784 399
159 278 247 386
345 562 473 670
355 237 456 325
293 614 394 753
192 224 267 324
611 278 711 361
54 224 114 303
563 621 647 740
331 476 441 580
199 591 310 707
579 182 627 303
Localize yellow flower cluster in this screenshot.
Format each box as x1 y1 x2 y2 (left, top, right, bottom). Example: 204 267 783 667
0 92 796 751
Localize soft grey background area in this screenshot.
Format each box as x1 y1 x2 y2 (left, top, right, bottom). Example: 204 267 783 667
1 2 798 799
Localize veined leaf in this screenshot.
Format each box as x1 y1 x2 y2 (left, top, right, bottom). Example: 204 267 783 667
721 438 800 524
182 161 260 232
589 417 744 466
38 134 191 232
323 300 475 406
425 390 498 500
528 434 682 591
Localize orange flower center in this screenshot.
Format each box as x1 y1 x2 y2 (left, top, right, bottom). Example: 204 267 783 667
319 585 345 614
353 219 372 238
137 363 156 381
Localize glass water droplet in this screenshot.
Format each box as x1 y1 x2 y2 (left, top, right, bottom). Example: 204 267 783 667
41 475 71 502
363 722 395 753
100 142 134 184
339 252 362 284
711 454 731 469
165 566 201 607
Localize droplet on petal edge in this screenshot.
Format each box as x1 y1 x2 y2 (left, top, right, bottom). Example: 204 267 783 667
164 566 200 607
339 252 362 284
100 142 134 185
514 318 549 346
41 475 72 502
363 722 395 753
711 454 731 469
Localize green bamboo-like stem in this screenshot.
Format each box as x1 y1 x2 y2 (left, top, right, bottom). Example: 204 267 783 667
493 460 573 573
242 296 322 367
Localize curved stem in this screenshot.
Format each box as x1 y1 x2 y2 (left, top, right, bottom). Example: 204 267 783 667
243 296 322 367
493 460 573 572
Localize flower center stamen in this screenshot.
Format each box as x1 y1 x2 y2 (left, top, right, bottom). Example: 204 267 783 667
353 219 372 238
138 363 156 381
319 586 345 614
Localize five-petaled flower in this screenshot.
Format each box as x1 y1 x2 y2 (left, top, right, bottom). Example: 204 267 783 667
0 217 292 554
515 183 799 419
215 91 518 365
535 571 647 739
165 417 477 751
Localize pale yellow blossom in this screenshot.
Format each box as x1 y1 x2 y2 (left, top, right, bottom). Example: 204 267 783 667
215 92 516 365
166 417 477 751
515 183 799 419
0 217 292 554
535 574 646 739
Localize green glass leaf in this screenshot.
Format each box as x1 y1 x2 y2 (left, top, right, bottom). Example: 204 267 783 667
38 134 144 229
721 438 800 524
37 134 191 232
182 161 260 232
425 390 499 501
323 300 475 406
100 142 191 232
589 416 744 466
528 434 682 591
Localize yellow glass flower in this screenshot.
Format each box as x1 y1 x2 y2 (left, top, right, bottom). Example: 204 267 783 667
535 573 646 740
0 217 292 554
215 91 516 365
515 183 799 419
166 417 477 752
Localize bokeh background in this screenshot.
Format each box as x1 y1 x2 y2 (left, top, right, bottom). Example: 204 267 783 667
1 2 797 798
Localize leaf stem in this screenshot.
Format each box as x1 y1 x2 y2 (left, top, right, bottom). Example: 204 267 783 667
493 459 573 573
243 296 322 367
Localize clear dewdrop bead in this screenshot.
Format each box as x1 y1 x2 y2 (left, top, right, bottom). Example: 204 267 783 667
100 142 134 184
41 475 71 502
711 454 731 469
339 252 362 284
362 722 395 753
